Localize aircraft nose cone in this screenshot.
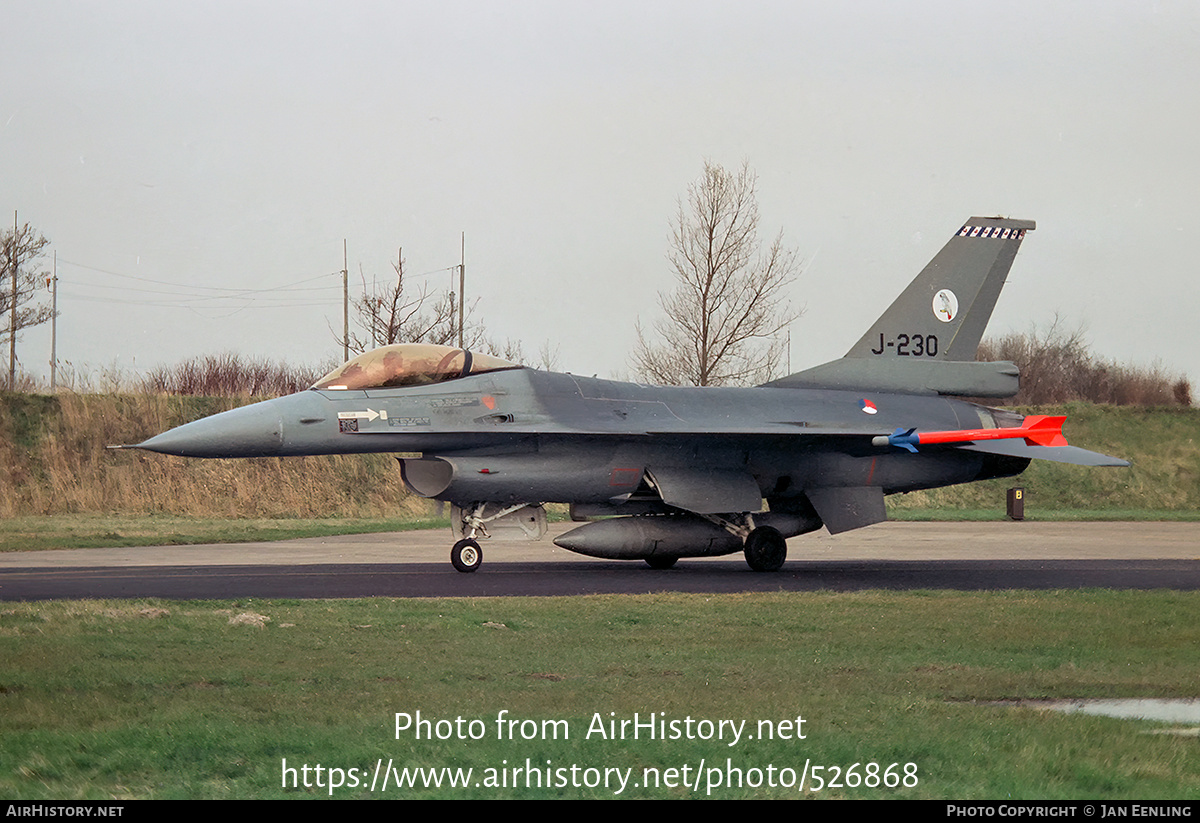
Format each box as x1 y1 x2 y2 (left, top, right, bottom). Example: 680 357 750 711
135 399 284 458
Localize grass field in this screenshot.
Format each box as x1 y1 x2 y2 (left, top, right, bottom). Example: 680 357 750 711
0 514 450 553
2 591 1198 799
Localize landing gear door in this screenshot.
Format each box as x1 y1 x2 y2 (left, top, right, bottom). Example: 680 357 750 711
450 503 549 542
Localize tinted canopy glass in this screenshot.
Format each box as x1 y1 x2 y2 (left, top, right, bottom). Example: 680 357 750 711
312 344 523 390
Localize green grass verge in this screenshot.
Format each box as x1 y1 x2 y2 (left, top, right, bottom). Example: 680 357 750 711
888 508 1200 522
0 509 585 553
0 515 449 553
2 591 1198 799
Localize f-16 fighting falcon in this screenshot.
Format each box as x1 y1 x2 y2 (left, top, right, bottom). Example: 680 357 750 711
123 217 1128 573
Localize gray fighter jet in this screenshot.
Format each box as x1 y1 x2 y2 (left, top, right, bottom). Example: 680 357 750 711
125 216 1128 573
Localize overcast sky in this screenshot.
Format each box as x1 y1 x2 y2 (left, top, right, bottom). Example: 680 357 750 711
4 1 1197 388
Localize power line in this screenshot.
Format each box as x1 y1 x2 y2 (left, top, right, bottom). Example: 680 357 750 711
59 279 339 298
55 257 342 294
55 293 337 309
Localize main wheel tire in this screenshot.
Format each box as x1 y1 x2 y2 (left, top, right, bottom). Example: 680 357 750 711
451 538 483 573
743 526 787 572
645 556 679 570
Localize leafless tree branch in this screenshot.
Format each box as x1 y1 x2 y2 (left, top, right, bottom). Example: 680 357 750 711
344 252 485 355
631 161 802 386
1 223 54 348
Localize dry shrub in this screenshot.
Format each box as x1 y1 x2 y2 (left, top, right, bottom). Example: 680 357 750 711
1 393 426 518
1173 379 1193 407
977 320 1192 407
1 354 398 518
6 354 325 397
142 353 328 397
6 371 44 392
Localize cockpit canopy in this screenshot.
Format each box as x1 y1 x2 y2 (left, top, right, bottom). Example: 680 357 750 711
311 344 524 391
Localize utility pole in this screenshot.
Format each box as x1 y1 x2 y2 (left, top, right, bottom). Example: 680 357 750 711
342 239 349 363
49 251 57 392
457 232 465 349
9 210 17 391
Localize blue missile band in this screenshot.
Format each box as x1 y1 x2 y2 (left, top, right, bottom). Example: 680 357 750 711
889 427 920 453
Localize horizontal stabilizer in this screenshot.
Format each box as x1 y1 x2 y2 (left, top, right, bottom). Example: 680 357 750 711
957 440 1131 467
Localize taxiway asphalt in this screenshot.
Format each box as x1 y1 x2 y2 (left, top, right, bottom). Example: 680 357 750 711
1 521 1197 600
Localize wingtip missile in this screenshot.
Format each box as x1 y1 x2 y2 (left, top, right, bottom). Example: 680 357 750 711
877 415 1069 453
1016 415 1069 447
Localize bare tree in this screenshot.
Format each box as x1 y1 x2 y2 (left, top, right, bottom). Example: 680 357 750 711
466 336 565 368
2 222 54 389
346 248 550 367
536 340 561 371
346 250 484 354
631 161 802 386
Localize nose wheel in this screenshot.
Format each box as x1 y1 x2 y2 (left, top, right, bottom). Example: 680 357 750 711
451 538 483 573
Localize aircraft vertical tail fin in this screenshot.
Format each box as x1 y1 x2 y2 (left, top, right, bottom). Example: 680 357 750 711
764 216 1034 396
846 216 1035 361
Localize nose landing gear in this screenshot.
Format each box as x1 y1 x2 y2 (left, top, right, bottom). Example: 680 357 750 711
451 538 482 573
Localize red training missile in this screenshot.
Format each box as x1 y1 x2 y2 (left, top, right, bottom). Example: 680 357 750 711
872 415 1068 453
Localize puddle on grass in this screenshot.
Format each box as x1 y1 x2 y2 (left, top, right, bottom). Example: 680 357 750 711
992 699 1200 734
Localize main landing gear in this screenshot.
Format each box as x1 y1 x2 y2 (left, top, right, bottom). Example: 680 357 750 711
691 513 789 572
637 512 788 572
644 555 679 570
742 525 787 572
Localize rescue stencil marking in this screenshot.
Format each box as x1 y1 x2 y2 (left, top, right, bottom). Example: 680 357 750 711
338 408 388 421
